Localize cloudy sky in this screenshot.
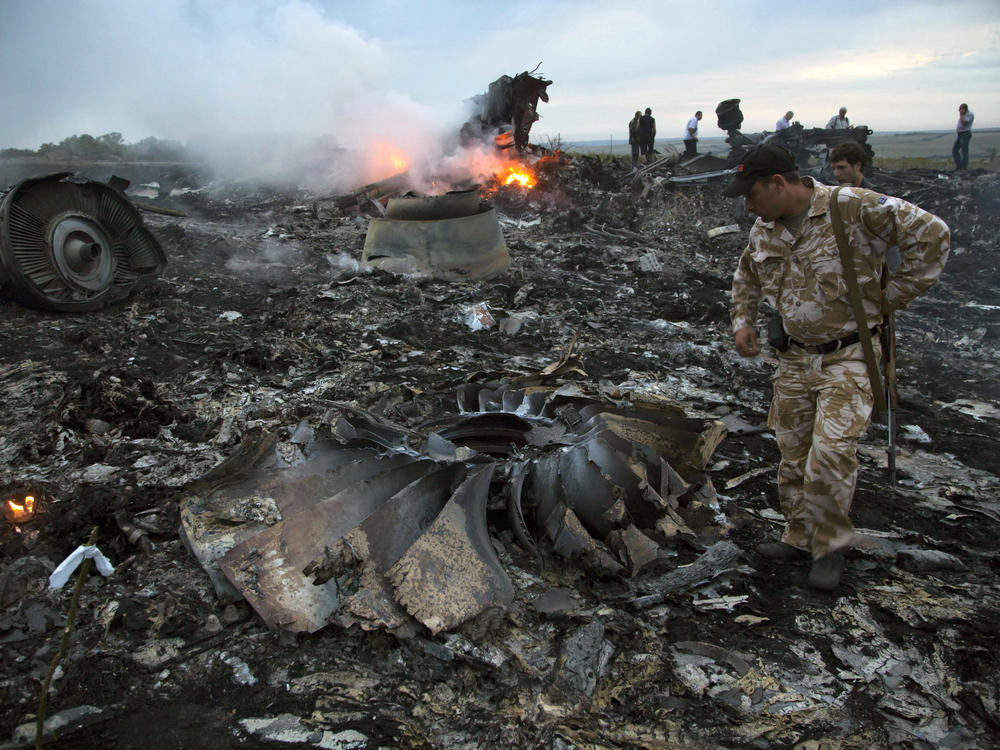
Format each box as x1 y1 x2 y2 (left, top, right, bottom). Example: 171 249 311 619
1 0 997 150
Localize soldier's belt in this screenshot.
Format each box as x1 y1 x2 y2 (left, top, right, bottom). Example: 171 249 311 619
789 326 880 355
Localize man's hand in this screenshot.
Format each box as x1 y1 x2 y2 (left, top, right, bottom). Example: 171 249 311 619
735 326 760 357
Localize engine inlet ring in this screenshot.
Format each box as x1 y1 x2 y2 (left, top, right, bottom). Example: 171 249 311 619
49 214 115 292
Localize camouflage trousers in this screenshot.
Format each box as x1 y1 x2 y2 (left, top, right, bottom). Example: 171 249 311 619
767 342 877 558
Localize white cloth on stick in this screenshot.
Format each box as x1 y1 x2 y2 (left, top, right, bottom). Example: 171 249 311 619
49 545 114 589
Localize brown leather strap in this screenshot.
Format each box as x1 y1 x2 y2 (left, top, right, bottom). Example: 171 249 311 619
829 187 887 414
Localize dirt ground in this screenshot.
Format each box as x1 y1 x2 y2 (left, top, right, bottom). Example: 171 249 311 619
1 155 999 749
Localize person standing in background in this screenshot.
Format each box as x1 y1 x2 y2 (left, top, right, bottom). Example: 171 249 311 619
683 111 702 156
628 111 642 170
826 107 850 129
952 103 974 171
638 108 656 165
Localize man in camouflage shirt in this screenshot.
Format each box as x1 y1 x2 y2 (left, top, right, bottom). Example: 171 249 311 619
723 145 950 589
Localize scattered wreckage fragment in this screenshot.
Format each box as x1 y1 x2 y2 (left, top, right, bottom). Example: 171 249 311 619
665 99 875 188
0 172 166 311
326 172 412 211
361 189 510 280
387 464 514 634
180 377 725 636
464 66 552 149
716 98 874 169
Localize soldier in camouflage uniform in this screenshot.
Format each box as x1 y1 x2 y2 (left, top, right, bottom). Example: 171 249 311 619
723 145 950 589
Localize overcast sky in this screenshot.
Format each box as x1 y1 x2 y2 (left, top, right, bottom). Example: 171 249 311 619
1 0 997 150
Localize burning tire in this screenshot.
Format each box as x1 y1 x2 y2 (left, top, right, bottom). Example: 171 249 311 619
0 172 167 311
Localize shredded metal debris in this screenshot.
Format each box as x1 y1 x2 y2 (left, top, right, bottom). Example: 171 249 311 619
1 152 998 748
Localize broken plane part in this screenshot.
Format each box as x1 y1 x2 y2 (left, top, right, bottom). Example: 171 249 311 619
362 200 510 281
384 189 481 220
388 464 514 634
219 458 439 632
182 379 724 634
0 172 166 311
314 463 468 631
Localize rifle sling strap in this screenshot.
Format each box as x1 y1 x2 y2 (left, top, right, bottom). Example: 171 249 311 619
829 187 888 414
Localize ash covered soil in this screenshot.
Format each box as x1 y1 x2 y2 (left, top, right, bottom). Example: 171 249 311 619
2 156 1000 749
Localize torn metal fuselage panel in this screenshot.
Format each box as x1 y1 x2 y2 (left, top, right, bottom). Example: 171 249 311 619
362 190 510 281
388 464 514 635
219 457 438 632
182 416 518 636
311 463 468 631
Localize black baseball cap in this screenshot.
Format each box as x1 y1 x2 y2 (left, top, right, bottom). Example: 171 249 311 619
722 144 797 197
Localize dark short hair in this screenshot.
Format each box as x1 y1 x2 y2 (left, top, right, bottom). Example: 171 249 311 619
771 171 801 186
749 171 801 194
830 141 866 169
645 108 652 115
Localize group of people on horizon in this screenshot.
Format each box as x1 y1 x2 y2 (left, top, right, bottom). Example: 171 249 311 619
773 106 849 131
629 102 976 172
628 108 703 169
628 109 656 168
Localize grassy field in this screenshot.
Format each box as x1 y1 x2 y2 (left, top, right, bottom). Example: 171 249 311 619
563 130 1000 171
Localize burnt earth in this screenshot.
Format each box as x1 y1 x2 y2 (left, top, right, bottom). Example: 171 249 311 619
1 158 998 749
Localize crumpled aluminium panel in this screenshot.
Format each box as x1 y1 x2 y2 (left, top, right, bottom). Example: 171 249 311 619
450 381 725 577
180 382 724 635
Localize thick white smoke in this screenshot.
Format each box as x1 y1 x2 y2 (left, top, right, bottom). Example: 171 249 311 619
0 0 476 192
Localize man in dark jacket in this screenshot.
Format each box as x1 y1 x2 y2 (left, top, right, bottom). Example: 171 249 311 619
638 108 656 164
628 111 642 170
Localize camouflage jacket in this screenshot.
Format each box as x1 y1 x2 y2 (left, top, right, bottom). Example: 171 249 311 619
731 178 950 344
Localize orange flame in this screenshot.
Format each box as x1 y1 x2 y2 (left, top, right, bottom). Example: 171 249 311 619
6 495 35 522
503 167 536 188
369 141 409 181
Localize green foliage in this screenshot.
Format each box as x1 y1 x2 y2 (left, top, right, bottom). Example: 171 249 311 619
1 132 187 162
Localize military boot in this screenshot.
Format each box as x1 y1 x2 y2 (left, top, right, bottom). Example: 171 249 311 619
808 551 845 590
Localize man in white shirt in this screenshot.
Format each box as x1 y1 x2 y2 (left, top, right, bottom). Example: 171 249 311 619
775 111 794 131
826 107 850 129
683 111 702 156
952 103 974 171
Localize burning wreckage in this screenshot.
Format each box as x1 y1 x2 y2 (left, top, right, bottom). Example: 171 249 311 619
3 72 1000 749
463 67 552 151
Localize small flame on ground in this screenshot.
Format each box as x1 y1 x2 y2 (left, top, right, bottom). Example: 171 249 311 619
6 495 35 522
391 155 407 172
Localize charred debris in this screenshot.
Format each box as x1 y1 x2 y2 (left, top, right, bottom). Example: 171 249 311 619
2 83 1000 748
715 98 875 169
